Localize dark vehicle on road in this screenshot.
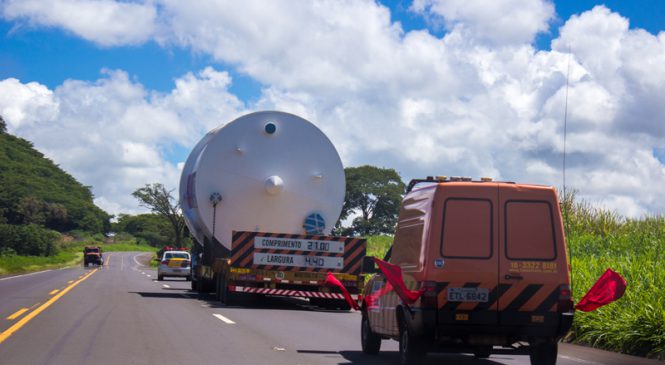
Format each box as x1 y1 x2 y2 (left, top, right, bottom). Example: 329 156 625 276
83 246 103 267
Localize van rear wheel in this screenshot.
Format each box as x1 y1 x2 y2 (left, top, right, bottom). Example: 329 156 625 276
474 346 492 358
399 322 425 365
361 312 381 354
529 340 557 365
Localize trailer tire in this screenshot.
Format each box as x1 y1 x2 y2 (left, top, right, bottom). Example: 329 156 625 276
220 274 236 305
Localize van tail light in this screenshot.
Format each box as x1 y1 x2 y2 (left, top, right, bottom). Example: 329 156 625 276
421 281 438 308
161 260 169 265
558 284 574 312
182 260 191 267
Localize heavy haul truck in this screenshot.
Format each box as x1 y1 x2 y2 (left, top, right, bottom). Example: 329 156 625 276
179 111 366 307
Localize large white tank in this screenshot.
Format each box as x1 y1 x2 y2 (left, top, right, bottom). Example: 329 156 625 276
179 111 346 250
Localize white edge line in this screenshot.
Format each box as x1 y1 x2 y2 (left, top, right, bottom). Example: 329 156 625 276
213 313 236 324
559 355 604 365
133 252 152 267
0 269 53 281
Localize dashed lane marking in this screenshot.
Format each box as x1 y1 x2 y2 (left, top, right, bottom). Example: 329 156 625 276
6 308 29 321
0 269 98 344
48 289 60 295
162 284 170 288
67 280 73 284
213 314 236 324
146 275 151 278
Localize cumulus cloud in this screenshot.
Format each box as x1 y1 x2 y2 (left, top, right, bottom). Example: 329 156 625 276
1 0 155 46
411 0 555 45
1 68 244 215
1 2 665 218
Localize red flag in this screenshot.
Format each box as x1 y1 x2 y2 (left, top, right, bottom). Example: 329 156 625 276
575 268 627 312
374 258 424 305
325 272 360 310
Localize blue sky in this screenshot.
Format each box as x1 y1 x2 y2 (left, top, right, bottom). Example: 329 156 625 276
1 0 664 217
3 1 663 101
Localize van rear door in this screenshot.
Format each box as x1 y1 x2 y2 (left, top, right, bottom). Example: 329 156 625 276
498 185 568 328
434 183 499 326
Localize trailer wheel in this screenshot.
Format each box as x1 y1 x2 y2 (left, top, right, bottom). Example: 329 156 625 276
361 311 381 354
529 339 557 365
220 274 236 305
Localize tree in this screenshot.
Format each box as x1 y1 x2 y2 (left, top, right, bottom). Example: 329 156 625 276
0 115 6 133
132 183 186 247
338 165 405 236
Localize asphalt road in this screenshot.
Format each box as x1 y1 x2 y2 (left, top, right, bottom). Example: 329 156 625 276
0 252 660 365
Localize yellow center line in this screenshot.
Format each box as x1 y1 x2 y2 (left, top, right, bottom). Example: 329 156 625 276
6 308 29 321
104 254 111 267
0 269 98 345
67 280 73 284
48 289 60 295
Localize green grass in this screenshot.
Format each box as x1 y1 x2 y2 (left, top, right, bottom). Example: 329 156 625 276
0 234 158 275
0 251 82 275
101 243 158 253
563 195 665 359
366 235 392 258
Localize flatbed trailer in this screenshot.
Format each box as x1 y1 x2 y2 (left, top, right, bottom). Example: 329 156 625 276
194 231 367 308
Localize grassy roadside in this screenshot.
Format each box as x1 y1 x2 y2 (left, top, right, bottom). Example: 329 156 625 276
0 236 158 276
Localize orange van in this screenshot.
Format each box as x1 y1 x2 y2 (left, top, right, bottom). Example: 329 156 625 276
361 177 573 365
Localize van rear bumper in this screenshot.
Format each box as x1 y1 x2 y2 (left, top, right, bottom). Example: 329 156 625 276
435 311 574 339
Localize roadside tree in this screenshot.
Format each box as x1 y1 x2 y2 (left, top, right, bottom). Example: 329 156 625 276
132 183 186 247
338 165 405 236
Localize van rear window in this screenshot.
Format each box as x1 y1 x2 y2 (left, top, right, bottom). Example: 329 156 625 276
505 201 556 261
440 198 493 259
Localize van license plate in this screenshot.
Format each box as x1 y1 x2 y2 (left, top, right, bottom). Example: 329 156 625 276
447 288 489 302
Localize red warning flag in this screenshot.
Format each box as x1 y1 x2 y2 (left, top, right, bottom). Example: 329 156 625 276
374 258 424 305
575 268 627 312
325 272 360 310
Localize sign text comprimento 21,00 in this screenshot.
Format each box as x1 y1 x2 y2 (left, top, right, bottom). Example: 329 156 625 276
254 237 344 253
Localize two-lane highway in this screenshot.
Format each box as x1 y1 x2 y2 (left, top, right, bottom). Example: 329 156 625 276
0 252 660 365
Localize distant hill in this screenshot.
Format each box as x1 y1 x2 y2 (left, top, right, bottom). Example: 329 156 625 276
0 129 109 233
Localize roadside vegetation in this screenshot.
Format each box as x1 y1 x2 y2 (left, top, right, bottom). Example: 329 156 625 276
0 232 157 275
561 191 664 360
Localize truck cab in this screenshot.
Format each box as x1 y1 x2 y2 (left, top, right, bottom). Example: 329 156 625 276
83 246 103 267
361 177 573 365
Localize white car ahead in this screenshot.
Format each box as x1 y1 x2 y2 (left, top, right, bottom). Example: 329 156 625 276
157 251 191 281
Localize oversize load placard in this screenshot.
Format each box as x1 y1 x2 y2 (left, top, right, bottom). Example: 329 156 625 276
254 237 344 253
254 253 344 269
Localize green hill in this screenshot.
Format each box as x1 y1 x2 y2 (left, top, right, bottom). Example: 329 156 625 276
0 129 110 234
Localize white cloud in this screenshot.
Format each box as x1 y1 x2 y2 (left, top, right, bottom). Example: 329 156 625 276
1 68 244 215
0 78 58 128
411 0 555 45
1 0 155 46
1 2 665 218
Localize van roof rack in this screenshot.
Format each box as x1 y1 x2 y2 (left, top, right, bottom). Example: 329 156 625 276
406 177 441 193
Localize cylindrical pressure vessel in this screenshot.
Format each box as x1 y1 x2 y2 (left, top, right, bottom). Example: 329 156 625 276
179 111 345 250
